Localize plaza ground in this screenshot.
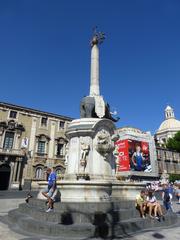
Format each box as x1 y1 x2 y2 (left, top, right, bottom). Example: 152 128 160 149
0 190 179 240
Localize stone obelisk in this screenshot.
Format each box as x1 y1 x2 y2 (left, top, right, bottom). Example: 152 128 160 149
90 37 100 96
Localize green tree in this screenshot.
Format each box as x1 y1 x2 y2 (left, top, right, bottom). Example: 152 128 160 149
166 131 180 152
169 174 180 182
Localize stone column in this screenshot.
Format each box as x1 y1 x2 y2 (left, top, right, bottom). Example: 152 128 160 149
16 159 22 182
29 117 37 154
25 117 37 181
48 120 56 165
13 161 18 182
90 44 100 96
8 162 14 188
14 133 20 149
0 134 3 148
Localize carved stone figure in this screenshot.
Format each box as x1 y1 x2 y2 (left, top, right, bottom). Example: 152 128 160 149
80 142 90 172
95 129 114 158
160 170 169 185
64 143 69 166
97 130 109 144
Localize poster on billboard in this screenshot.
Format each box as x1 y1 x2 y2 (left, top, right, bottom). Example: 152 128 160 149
115 139 152 172
114 140 130 171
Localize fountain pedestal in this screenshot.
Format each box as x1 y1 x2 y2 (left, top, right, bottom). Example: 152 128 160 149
61 118 116 202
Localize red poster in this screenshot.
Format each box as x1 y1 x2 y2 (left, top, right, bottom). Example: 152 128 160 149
141 141 149 154
116 140 130 171
115 138 151 172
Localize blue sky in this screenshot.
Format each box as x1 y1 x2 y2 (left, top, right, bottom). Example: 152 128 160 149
0 0 180 134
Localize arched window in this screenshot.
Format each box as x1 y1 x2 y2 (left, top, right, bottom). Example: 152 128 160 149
55 137 68 157
57 143 64 157
36 134 50 155
35 167 43 179
37 141 46 154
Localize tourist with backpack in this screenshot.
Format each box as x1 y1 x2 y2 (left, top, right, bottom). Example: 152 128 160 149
162 184 173 212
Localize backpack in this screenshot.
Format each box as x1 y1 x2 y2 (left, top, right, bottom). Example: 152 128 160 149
164 190 170 202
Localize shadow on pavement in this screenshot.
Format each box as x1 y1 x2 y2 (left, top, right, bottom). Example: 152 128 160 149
152 232 165 239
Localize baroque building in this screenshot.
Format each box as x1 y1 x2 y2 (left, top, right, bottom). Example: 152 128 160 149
0 102 73 190
155 105 180 146
154 105 180 176
156 146 180 176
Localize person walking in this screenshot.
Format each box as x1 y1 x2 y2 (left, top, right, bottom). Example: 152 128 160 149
174 184 180 204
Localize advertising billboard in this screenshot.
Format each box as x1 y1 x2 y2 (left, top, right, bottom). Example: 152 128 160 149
115 139 151 172
114 139 130 171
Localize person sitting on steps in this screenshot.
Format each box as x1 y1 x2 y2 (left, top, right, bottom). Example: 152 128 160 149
146 190 165 221
135 190 147 219
42 167 57 213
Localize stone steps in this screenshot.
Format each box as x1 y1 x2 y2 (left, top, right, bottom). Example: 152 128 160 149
8 209 94 239
114 215 177 237
17 202 139 223
28 198 135 210
8 199 179 239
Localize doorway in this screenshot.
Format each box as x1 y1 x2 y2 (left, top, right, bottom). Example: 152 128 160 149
0 164 11 190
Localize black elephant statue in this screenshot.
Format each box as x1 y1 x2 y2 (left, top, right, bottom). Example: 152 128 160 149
80 96 119 122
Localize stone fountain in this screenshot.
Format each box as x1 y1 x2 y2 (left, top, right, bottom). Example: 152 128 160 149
57 30 118 202
8 30 177 239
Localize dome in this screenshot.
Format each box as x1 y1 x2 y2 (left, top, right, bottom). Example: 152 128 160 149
157 105 180 132
158 118 180 132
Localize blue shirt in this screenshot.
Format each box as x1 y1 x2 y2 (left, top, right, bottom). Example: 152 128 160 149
169 186 174 195
48 172 56 188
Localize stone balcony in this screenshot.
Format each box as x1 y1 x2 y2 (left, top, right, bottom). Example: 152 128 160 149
33 154 47 165
0 147 25 157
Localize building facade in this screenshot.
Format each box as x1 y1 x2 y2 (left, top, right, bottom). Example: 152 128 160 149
155 105 180 176
156 146 180 175
0 102 73 190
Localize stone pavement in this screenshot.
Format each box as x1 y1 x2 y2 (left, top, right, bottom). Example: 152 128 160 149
0 191 179 240
122 225 180 240
0 194 27 240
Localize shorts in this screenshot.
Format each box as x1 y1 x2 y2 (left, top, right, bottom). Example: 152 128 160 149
42 186 57 200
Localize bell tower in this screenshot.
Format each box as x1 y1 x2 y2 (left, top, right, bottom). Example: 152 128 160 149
165 105 175 119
